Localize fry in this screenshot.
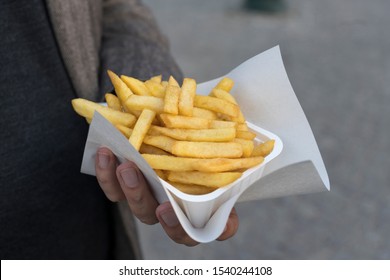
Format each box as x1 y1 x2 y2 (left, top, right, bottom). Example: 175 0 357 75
168 181 217 195
154 169 168 180
210 88 236 103
193 156 264 172
179 78 196 116
72 98 136 127
143 135 176 153
172 141 242 158
142 154 196 171
163 85 180 115
121 75 152 96
139 144 170 155
168 171 242 188
209 120 237 129
144 80 165 98
210 88 245 123
194 95 239 117
129 109 156 151
152 126 236 142
236 130 256 140
251 139 275 157
115 124 133 138
233 138 255 157
149 74 162 83
168 75 180 87
142 154 264 172
107 70 133 105
237 123 249 131
192 107 218 120
159 114 210 129
215 77 234 92
125 95 164 113
105 93 122 111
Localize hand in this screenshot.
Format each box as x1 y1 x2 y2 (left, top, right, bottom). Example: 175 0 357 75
95 147 239 246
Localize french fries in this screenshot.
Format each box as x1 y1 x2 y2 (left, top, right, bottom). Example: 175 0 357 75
71 71 276 195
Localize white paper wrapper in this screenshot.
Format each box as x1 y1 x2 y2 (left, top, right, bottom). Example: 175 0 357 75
80 46 329 243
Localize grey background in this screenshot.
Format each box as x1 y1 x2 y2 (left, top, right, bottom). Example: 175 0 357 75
135 0 390 259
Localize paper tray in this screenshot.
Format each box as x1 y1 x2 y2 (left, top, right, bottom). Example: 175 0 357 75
160 122 282 241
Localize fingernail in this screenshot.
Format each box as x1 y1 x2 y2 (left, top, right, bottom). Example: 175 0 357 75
160 208 179 227
120 167 139 188
97 152 110 169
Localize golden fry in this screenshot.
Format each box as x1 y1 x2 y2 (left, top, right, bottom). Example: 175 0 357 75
215 77 234 92
125 95 164 113
172 141 242 158
105 93 122 111
163 85 180 115
233 138 255 157
237 123 249 131
152 126 236 142
209 120 237 129
149 74 162 83
144 80 166 98
142 154 197 171
168 75 180 87
154 169 168 180
72 98 136 127
140 144 171 155
194 95 239 117
236 130 257 140
115 124 133 138
168 181 217 195
210 88 245 123
159 114 210 129
192 107 218 120
143 135 176 153
251 139 275 157
107 70 133 105
193 156 264 173
178 78 196 116
129 109 156 151
142 154 264 173
121 75 152 96
168 171 242 188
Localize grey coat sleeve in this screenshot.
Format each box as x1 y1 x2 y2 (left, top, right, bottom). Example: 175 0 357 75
99 0 183 94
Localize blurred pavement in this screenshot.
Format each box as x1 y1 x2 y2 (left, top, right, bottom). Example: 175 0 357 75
137 0 390 259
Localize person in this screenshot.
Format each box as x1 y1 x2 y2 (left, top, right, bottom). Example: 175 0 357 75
0 0 238 259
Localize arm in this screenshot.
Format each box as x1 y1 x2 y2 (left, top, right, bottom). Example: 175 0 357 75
99 0 183 93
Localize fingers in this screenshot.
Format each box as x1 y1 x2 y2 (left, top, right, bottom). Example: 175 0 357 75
95 147 125 202
217 208 239 241
156 202 199 246
96 147 159 225
116 161 159 225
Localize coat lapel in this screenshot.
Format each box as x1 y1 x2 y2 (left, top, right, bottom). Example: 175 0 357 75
45 0 102 100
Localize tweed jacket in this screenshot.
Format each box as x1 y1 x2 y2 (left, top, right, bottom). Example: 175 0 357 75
45 0 182 259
